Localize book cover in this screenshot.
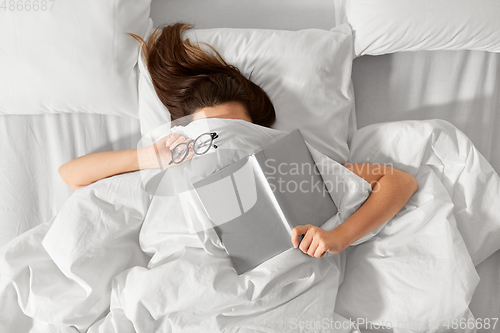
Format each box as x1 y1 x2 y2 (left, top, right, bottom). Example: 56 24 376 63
192 129 338 274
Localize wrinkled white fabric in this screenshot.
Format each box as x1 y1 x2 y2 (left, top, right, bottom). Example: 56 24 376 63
122 119 365 332
0 118 495 333
335 119 500 332
0 172 152 332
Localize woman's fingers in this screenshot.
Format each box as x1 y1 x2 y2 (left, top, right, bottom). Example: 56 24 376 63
292 224 329 258
176 142 195 166
152 133 202 168
307 237 320 257
170 136 189 150
291 225 310 248
314 243 327 258
185 142 195 160
164 133 183 149
299 228 315 254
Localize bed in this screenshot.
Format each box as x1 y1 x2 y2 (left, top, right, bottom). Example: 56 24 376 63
1 0 499 332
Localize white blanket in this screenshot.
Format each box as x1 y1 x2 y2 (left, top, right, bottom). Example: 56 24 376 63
336 119 500 331
1 118 498 333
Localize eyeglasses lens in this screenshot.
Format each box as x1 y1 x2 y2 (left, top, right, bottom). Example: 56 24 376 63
193 134 213 155
172 143 189 163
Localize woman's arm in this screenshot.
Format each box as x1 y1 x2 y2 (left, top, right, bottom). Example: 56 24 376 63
58 133 193 191
291 164 418 257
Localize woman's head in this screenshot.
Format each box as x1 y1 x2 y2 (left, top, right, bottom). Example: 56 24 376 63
130 23 276 127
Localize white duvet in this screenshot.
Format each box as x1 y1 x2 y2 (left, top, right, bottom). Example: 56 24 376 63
1 118 499 333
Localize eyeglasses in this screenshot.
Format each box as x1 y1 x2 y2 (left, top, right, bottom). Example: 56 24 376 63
169 132 219 165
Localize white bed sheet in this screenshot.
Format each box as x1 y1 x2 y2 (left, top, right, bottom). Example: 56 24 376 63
470 251 500 332
352 50 500 174
0 114 141 248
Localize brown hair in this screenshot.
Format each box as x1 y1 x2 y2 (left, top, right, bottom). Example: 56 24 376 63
130 23 276 127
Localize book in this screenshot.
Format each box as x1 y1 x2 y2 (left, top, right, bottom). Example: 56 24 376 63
192 129 338 275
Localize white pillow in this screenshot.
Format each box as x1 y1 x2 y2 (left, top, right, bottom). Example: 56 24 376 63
335 0 500 56
138 20 172 136
139 22 356 164
0 0 151 117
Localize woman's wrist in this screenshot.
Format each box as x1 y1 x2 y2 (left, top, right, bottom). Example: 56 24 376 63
328 227 350 253
136 145 161 169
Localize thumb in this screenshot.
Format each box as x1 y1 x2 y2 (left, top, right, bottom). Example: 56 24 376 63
291 225 310 248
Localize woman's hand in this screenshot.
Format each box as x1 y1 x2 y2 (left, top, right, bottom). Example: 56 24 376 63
291 225 346 258
290 164 418 258
152 133 195 168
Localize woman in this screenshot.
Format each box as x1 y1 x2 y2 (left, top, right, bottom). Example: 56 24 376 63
59 23 418 259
